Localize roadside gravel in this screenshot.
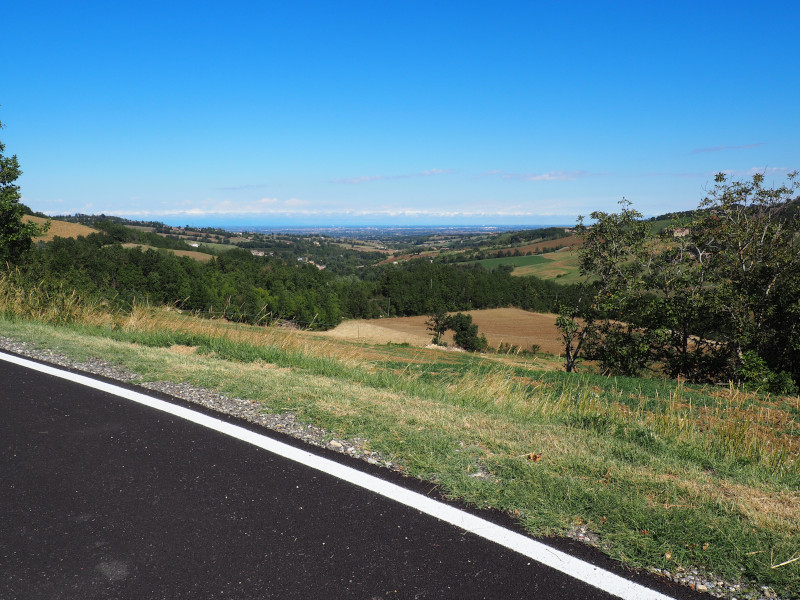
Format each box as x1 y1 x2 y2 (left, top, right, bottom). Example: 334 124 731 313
0 335 787 600
0 336 392 467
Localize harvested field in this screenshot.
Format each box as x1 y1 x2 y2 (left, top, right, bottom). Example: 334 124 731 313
320 307 563 354
121 243 214 263
24 215 98 241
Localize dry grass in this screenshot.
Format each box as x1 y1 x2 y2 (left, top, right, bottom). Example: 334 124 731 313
23 215 98 241
117 304 364 365
120 243 214 263
0 269 116 327
321 308 564 354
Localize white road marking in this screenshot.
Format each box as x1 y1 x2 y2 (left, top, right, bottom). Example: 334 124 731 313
2 351 676 600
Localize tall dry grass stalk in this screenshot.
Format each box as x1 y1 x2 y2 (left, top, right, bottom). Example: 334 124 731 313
116 304 363 368
0 270 115 327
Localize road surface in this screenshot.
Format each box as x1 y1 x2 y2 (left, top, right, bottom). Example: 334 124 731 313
0 351 697 599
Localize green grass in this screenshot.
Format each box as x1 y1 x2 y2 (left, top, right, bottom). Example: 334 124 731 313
1 311 798 597
512 249 584 283
197 242 239 252
470 254 550 270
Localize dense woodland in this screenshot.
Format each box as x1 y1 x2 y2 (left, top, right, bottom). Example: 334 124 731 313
13 225 575 329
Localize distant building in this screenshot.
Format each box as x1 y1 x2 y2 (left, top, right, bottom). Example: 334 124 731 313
672 227 690 238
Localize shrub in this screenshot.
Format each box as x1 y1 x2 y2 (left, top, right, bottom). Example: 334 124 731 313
447 312 488 352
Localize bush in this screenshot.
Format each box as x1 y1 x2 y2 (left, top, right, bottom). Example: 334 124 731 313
736 351 799 395
447 313 488 352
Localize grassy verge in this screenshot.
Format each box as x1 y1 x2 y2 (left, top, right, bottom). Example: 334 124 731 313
0 300 798 596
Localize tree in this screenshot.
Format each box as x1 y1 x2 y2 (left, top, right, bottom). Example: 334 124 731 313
556 199 651 374
424 309 488 351
0 118 48 265
687 171 800 385
557 172 800 390
425 305 449 345
446 312 488 352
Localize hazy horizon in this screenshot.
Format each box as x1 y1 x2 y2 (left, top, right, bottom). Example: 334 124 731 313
6 2 798 224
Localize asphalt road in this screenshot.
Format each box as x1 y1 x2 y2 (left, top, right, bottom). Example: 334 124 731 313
0 353 698 599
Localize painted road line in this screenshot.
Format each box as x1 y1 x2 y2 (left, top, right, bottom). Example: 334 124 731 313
1 351 675 600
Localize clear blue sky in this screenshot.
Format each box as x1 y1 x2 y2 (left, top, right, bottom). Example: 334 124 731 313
4 1 798 227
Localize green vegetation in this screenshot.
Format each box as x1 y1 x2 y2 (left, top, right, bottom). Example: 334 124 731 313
488 226 574 247
469 254 549 270
558 173 800 392
0 300 797 597
0 119 48 264
91 219 203 253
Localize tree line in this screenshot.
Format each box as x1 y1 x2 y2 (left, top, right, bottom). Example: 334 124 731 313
9 230 575 329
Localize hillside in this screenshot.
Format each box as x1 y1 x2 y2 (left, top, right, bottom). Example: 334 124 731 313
23 215 98 241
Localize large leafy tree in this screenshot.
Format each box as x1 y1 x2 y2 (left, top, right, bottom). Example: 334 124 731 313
690 171 800 385
446 312 488 352
556 199 652 374
558 172 800 390
642 171 800 386
0 118 48 265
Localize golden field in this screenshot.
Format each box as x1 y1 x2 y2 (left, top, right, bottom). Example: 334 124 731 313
320 307 563 354
23 215 98 241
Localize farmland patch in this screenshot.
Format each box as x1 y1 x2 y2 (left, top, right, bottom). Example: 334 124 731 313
320 308 563 355
24 215 98 241
120 243 214 263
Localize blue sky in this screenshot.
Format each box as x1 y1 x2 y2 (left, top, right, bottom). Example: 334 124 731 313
3 1 798 227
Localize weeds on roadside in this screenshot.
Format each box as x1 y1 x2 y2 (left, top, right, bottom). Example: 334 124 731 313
0 269 115 326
